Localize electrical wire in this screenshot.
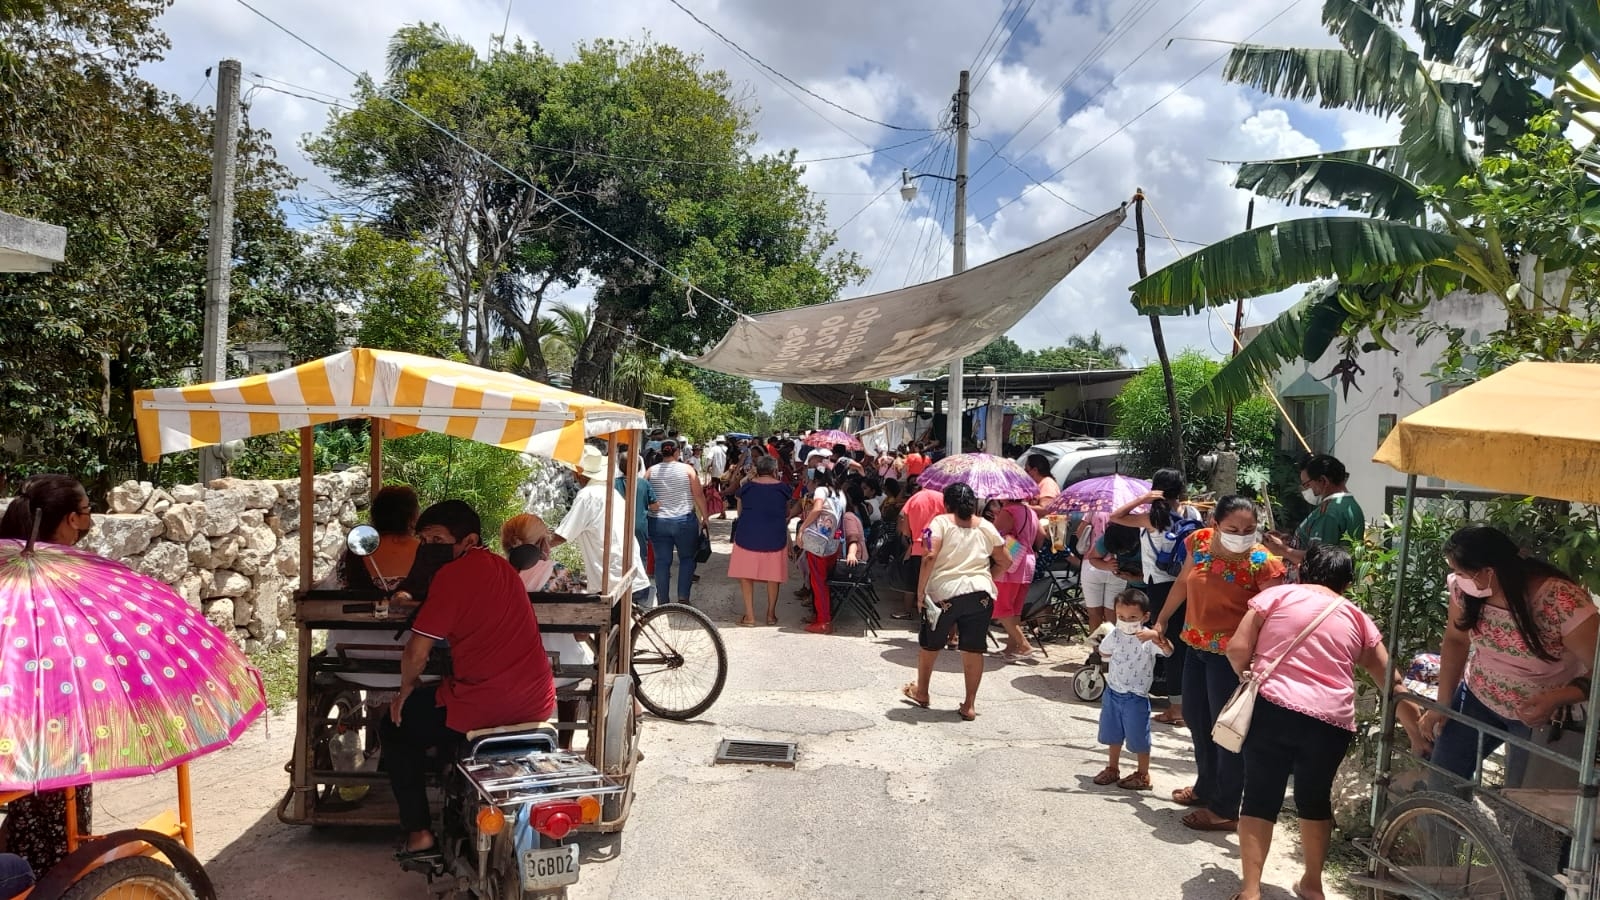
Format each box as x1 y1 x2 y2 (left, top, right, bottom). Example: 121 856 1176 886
978 0 1306 227
232 0 764 332
968 0 1019 77
664 0 937 133
971 0 1038 91
828 131 951 233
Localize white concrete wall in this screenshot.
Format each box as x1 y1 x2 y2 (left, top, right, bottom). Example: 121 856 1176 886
1266 290 1507 519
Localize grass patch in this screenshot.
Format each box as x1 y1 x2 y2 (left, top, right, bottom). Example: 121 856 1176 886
252 639 299 713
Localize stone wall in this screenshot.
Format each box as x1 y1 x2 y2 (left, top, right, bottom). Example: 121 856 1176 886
64 469 368 650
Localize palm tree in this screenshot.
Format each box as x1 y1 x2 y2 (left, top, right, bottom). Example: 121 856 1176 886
1130 0 1600 411
1067 331 1128 367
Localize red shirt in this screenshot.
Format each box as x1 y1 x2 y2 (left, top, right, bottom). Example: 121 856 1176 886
902 488 947 557
413 548 556 733
905 453 928 476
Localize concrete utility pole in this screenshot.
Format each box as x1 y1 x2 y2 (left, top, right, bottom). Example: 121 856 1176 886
946 69 970 453
200 59 241 485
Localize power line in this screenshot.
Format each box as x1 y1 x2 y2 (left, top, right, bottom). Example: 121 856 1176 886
665 0 937 134
829 132 950 232
246 77 937 169
968 0 1019 76
971 0 1038 91
232 0 764 332
977 0 1307 227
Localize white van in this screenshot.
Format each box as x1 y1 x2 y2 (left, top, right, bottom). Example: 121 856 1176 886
1015 439 1125 488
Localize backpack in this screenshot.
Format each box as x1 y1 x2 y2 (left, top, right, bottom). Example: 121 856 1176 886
1150 518 1202 577
800 491 845 557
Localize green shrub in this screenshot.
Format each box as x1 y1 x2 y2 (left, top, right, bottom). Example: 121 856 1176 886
384 432 529 548
1112 351 1277 476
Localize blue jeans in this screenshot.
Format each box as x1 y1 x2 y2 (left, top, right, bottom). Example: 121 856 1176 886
648 514 700 603
1184 648 1245 819
1431 683 1534 788
0 854 33 896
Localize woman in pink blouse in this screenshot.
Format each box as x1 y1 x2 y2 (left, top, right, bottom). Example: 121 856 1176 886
1420 525 1597 786
1224 543 1391 900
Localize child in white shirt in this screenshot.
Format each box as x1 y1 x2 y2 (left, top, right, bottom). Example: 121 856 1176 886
1092 588 1172 790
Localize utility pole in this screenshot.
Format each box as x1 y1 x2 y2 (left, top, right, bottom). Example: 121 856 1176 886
1210 199 1255 498
199 59 241 485
1134 190 1185 479
945 69 970 454
1223 198 1255 447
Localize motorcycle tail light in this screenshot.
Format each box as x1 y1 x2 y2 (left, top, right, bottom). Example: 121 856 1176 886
577 795 601 824
477 805 506 836
532 800 582 840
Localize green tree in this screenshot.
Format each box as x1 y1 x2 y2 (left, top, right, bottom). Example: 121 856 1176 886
771 398 823 433
317 223 453 356
1112 351 1277 476
1129 0 1600 410
647 373 743 440
0 0 327 486
964 336 1029 370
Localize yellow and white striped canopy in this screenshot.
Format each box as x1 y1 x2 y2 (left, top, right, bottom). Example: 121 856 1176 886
134 348 647 465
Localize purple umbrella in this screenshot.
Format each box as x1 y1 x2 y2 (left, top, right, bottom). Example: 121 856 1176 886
1045 474 1151 516
915 453 1038 499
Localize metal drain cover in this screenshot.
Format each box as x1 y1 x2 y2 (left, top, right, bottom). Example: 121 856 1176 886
714 739 797 768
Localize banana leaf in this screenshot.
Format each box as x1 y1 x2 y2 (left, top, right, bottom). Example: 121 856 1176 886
1189 282 1350 414
1231 147 1425 220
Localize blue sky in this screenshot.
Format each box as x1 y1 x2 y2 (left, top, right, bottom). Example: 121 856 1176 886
140 0 1400 409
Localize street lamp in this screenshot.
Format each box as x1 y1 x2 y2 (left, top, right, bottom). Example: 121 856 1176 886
899 167 955 203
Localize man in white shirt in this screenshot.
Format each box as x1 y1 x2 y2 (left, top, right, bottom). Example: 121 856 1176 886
707 438 728 479
551 445 655 609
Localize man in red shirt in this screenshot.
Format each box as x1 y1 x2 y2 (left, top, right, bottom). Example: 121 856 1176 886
904 444 929 481
383 500 555 857
891 485 947 618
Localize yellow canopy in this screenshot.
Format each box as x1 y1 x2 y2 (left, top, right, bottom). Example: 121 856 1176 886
1372 361 1600 504
133 348 647 465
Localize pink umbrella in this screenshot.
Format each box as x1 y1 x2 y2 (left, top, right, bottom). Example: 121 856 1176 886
0 539 265 791
802 429 863 452
916 453 1038 499
1046 474 1151 516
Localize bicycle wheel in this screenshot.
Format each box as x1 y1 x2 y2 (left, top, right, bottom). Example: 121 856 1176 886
631 603 727 720
1369 791 1534 900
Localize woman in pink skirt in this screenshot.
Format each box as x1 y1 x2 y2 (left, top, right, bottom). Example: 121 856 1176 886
992 496 1039 659
729 456 793 626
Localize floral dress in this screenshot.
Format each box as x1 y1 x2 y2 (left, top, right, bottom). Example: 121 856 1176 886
2 788 92 875
1180 528 1286 654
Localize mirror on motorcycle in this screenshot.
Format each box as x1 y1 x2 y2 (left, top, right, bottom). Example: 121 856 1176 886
346 524 381 557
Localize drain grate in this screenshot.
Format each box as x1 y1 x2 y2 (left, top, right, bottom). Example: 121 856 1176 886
714 738 797 768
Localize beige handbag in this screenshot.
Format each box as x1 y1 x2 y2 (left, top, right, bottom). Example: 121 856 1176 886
1213 598 1344 753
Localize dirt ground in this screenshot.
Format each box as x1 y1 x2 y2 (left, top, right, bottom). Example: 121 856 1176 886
91 515 1349 899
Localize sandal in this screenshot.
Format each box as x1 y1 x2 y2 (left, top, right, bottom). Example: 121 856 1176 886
899 683 930 709
1092 766 1121 786
1171 786 1203 807
956 705 977 721
1181 810 1239 832
804 622 834 635
766 616 779 626
735 616 757 627
1116 772 1152 790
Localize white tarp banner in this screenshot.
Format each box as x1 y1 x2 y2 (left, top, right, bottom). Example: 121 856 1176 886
693 206 1126 382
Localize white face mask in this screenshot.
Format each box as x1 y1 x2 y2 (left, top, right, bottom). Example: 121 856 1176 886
1115 619 1143 635
1449 571 1493 599
1218 531 1257 554
1301 487 1320 505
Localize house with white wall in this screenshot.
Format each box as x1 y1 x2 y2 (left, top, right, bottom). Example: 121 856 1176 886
1253 289 1507 519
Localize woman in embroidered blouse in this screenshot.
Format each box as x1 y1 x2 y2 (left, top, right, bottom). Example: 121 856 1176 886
1420 525 1598 787
1157 495 1286 833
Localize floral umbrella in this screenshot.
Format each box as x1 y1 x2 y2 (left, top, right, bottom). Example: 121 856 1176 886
916 453 1038 499
1045 474 1152 516
0 540 265 791
802 429 863 452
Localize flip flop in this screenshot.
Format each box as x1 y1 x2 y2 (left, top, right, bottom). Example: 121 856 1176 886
766 617 779 626
735 617 757 627
1171 785 1203 807
899 683 930 708
1181 810 1238 832
394 845 442 863
956 705 977 721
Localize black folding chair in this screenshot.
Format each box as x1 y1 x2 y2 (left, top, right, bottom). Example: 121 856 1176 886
828 562 882 636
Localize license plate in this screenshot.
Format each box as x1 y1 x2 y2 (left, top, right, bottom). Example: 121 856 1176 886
521 844 580 891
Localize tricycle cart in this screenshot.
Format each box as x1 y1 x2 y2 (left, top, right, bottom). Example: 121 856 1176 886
131 350 649 861
1357 361 1600 899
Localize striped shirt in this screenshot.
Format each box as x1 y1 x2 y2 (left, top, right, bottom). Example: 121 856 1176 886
647 461 697 517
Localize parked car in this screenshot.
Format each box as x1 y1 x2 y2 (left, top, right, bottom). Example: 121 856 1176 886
1015 439 1125 487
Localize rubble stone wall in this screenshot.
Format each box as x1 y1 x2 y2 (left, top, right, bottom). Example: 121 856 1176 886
6 469 370 650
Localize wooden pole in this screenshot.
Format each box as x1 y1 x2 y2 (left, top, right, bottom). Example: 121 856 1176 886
1135 190 1186 478
368 418 383 500
1223 199 1255 446
291 425 314 819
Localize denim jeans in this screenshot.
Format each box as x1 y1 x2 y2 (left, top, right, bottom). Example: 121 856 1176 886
648 513 700 603
1183 648 1245 819
0 854 34 896
1431 683 1533 789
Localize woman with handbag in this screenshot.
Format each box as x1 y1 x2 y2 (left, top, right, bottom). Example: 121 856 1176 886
797 469 847 635
1222 543 1391 900
1420 524 1597 787
1158 496 1286 833
646 440 707 606
991 496 1039 660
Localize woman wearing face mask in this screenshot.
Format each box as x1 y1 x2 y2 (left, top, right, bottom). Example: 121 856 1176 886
1420 525 1597 787
1264 454 1365 567
0 475 97 874
1110 468 1202 727
1157 496 1286 832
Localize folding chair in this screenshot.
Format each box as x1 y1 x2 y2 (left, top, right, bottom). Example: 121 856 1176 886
827 562 882 636
1018 564 1090 655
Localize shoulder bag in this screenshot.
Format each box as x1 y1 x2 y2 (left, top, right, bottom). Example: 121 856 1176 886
1213 597 1345 753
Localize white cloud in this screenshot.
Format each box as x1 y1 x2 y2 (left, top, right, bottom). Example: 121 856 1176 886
146 0 1354 380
